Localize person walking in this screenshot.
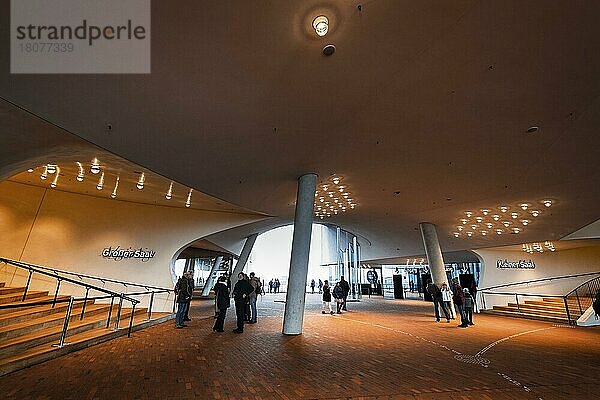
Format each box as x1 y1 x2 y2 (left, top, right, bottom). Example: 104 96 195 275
310 279 316 294
440 283 455 319
426 280 450 323
174 274 192 328
339 276 350 311
333 281 344 314
452 278 468 327
183 270 194 322
248 272 261 323
321 280 333 314
212 276 230 332
463 288 475 325
318 279 323 294
232 272 254 333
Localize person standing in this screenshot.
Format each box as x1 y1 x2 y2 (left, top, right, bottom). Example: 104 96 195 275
232 272 254 333
440 283 455 319
426 280 450 323
463 288 475 325
183 270 194 322
452 278 468 328
339 276 350 311
310 279 316 294
275 278 280 293
321 280 333 314
212 276 230 332
248 272 261 324
268 279 274 294
333 282 344 314
318 279 323 294
174 274 191 328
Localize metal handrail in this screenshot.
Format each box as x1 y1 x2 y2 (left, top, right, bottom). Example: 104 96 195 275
0 257 175 345
479 271 600 291
479 273 600 325
2 257 172 292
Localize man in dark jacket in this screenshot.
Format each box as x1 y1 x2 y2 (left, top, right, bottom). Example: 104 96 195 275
183 271 194 322
426 280 450 323
232 272 254 333
212 276 230 332
339 276 350 311
174 274 192 328
451 278 468 328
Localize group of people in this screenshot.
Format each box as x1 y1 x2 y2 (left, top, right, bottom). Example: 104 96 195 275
174 270 195 328
321 276 350 314
267 278 281 293
310 279 324 294
426 277 476 328
215 271 262 333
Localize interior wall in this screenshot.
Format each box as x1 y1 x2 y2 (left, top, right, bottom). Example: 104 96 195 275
474 243 600 308
0 180 266 311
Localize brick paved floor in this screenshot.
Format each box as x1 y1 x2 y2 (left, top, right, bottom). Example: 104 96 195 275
0 293 598 400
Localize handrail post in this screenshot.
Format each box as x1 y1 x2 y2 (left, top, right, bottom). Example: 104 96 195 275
114 295 124 330
106 295 115 328
515 294 520 313
564 296 573 325
575 289 582 315
148 292 155 320
52 279 62 308
22 270 33 301
128 302 136 337
80 287 90 320
53 297 75 348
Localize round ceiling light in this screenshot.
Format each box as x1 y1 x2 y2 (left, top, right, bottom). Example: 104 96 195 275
312 15 329 37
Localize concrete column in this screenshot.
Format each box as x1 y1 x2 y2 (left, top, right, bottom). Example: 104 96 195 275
283 173 317 335
201 256 223 296
419 222 449 288
230 233 258 290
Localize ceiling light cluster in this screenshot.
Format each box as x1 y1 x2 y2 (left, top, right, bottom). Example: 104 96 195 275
451 200 554 238
522 241 556 253
313 175 357 219
23 161 196 208
405 258 426 266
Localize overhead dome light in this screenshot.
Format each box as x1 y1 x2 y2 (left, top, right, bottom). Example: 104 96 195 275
475 217 483 223
520 203 530 211
136 172 145 190
50 167 60 188
111 176 120 199
27 168 34 173
499 206 509 213
480 209 491 216
40 166 48 180
90 158 100 174
542 199 553 207
492 214 500 221
165 181 173 200
185 188 193 208
332 176 341 185
76 162 85 182
312 15 329 37
96 172 105 191
46 164 57 174
531 210 540 217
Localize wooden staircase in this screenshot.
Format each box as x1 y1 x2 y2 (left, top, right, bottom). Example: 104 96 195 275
482 297 570 323
0 281 173 376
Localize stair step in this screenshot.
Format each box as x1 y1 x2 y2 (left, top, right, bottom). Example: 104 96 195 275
0 295 70 315
507 303 566 312
0 303 109 341
0 312 173 377
0 287 27 296
493 306 568 317
0 291 48 305
0 306 146 359
482 309 569 323
524 300 565 307
0 297 86 327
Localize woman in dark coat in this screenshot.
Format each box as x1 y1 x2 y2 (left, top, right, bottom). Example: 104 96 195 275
321 280 333 314
212 276 230 332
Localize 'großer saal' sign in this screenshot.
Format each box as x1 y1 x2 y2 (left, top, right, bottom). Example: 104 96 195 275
496 259 535 269
102 246 156 262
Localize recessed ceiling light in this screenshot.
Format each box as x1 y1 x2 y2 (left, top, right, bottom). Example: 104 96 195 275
90 158 100 174
520 203 529 211
531 210 540 217
136 172 145 190
312 15 329 37
542 199 553 207
481 209 490 215
526 126 539 134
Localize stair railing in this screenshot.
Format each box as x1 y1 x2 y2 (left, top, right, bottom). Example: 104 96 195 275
0 257 174 343
563 275 600 324
479 272 600 325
